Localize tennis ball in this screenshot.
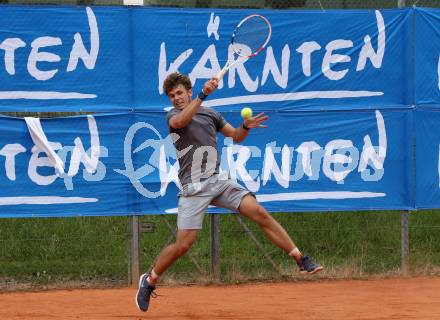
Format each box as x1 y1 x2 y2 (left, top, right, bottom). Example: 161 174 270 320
241 107 253 119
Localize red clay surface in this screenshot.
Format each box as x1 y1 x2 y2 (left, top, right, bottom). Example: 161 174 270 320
1 277 440 319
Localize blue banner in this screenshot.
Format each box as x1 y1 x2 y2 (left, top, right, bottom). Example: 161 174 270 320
414 8 440 209
134 8 413 113
6 5 440 215
0 114 134 217
0 109 413 217
143 109 414 214
0 6 131 111
415 8 440 108
416 109 440 208
0 6 412 112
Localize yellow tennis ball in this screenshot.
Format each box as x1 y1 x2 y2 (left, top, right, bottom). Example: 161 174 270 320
241 107 253 119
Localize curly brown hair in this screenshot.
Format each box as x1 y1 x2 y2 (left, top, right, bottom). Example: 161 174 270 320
163 72 192 95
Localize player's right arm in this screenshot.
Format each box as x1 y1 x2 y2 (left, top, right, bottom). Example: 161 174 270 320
168 95 203 129
169 78 218 129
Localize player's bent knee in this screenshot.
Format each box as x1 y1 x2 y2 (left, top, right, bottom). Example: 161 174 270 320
239 194 259 213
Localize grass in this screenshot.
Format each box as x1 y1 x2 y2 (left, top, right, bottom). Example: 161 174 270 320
0 210 440 290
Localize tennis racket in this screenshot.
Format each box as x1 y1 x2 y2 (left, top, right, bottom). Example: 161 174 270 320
216 14 272 81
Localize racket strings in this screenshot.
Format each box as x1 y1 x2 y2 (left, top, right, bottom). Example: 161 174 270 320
233 17 271 57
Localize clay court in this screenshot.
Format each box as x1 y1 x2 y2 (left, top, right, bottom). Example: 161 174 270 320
1 276 439 319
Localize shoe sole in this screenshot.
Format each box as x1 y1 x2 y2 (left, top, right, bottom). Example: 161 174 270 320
135 273 148 312
300 266 324 275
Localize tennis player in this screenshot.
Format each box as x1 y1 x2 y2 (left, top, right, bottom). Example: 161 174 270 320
136 72 323 312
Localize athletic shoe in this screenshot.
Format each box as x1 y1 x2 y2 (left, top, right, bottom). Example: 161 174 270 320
135 273 157 312
298 255 324 275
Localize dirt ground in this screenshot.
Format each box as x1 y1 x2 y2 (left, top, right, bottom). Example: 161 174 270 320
1 277 439 320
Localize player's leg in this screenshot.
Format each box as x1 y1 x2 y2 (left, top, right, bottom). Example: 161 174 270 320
136 229 198 312
152 229 199 276
210 180 297 257
238 194 323 275
149 189 209 281
238 194 296 255
136 187 211 312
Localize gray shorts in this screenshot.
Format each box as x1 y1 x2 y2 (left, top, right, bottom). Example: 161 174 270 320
177 175 251 230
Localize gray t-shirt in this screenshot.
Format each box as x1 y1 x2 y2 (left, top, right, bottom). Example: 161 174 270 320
167 106 227 186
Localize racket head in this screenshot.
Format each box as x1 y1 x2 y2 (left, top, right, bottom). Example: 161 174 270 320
231 14 272 58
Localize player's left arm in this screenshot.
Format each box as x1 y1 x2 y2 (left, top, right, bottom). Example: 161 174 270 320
220 113 269 143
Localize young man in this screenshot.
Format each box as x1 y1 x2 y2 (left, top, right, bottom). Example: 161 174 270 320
136 72 323 312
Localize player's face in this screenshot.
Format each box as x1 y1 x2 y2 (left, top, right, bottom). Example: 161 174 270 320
168 84 192 109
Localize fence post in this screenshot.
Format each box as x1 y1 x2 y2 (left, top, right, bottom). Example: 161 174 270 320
401 211 410 275
128 215 140 287
398 0 409 276
210 214 221 281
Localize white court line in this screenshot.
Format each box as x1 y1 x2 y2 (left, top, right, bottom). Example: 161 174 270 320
0 91 97 99
164 191 386 213
0 196 98 205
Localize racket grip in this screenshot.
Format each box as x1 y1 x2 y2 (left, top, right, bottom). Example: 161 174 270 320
215 65 228 81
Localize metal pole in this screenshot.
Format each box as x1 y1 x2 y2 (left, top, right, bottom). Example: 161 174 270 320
401 211 410 275
128 215 140 287
210 214 221 281
398 0 409 276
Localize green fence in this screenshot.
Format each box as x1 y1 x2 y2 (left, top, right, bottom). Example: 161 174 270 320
2 210 440 291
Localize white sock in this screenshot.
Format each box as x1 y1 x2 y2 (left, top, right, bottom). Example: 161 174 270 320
288 248 302 261
147 269 160 285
